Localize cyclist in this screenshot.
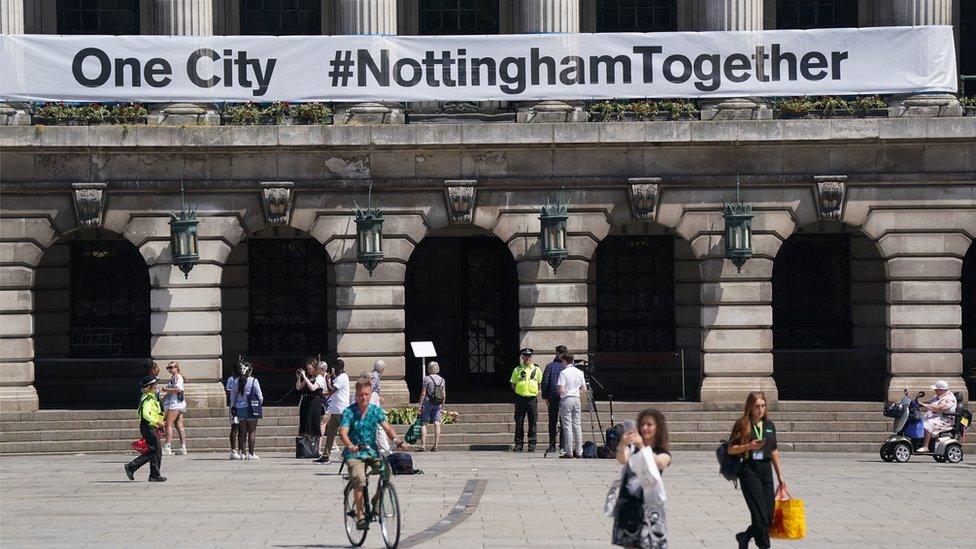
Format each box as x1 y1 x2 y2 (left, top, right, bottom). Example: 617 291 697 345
338 377 408 530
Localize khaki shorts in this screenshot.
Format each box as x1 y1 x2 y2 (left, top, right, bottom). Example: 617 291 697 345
346 458 383 488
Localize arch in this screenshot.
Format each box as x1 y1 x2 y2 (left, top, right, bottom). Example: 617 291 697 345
775 0 857 29
57 0 140 34
963 241 976 398
404 228 518 401
596 0 675 32
589 221 702 400
771 221 887 400
220 226 335 404
34 228 151 409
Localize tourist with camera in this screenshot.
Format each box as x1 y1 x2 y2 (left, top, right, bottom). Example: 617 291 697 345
557 353 586 459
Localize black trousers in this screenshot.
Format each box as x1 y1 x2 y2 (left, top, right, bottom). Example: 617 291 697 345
740 459 775 549
128 422 162 479
546 396 562 448
513 395 538 446
298 395 311 435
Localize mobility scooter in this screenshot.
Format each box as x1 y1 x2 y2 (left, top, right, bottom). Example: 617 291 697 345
880 389 970 464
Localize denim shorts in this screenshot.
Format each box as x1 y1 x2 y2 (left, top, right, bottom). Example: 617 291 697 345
419 400 442 424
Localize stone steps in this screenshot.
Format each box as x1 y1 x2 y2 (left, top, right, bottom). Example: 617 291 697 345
1 401 971 455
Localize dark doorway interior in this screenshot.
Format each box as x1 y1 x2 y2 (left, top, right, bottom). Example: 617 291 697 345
405 236 518 402
35 235 151 408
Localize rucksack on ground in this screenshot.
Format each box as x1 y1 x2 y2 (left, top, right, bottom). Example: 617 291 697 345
388 452 423 475
716 440 742 487
582 441 598 458
605 423 623 453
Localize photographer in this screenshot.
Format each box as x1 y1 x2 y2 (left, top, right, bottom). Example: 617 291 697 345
557 353 586 459
296 358 327 440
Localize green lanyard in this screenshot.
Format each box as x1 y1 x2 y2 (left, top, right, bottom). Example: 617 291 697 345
752 421 764 441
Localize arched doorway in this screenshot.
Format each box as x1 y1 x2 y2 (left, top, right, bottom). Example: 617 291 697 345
962 242 975 397
34 230 151 408
590 225 702 400
220 227 333 404
404 234 518 401
772 223 887 400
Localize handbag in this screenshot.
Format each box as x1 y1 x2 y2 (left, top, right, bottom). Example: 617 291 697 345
131 438 150 454
246 379 263 419
404 418 423 444
295 435 319 459
769 487 806 540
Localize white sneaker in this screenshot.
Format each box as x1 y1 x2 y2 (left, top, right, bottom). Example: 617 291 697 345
230 450 240 460
247 453 259 460
161 444 173 456
174 445 187 455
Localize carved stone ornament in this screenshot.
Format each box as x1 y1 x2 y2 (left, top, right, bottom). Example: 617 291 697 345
445 180 477 224
814 176 847 220
261 182 294 226
628 177 661 221
72 183 107 228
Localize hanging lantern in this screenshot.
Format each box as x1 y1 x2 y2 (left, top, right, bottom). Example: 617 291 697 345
722 199 753 273
355 207 384 276
169 183 199 279
539 201 569 271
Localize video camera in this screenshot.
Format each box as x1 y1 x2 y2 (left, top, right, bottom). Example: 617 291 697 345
573 351 596 373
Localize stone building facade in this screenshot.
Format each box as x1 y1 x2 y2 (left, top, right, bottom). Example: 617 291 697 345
1 0 975 412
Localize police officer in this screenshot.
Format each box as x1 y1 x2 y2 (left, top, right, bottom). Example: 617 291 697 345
510 348 542 452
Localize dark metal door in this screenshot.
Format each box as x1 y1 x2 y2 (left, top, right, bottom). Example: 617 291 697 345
405 237 518 398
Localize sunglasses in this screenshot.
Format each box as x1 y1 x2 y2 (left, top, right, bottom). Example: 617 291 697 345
166 366 175 370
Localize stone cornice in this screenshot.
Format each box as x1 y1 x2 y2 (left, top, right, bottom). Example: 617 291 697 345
2 117 974 150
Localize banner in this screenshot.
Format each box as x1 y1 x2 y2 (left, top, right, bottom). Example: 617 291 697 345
0 26 957 103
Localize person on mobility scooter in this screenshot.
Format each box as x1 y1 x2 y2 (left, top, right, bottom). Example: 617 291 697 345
880 382 971 464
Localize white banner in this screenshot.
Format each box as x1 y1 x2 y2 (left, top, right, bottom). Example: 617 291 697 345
0 26 957 103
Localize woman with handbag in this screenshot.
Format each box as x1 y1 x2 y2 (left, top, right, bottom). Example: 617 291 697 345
160 361 188 456
726 391 787 549
608 408 671 549
233 362 264 460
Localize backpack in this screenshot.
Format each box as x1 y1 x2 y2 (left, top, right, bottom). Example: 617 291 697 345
605 424 623 453
716 440 742 487
428 377 446 406
388 452 423 475
582 441 598 458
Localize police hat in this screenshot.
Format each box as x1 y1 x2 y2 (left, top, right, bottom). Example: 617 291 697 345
519 348 534 356
140 375 158 388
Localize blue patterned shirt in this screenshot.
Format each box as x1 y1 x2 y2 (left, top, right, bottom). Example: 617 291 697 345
340 403 387 460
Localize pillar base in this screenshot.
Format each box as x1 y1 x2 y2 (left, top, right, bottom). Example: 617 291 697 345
336 102 405 125
700 376 778 407
148 103 220 126
184 381 229 409
381 379 410 406
699 97 772 121
885 376 968 403
887 93 964 118
0 386 39 412
517 100 588 123
0 103 32 126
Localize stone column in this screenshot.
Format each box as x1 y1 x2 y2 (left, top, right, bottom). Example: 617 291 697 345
149 0 220 125
517 259 590 360
887 0 963 117
517 0 587 123
0 0 30 126
0 218 55 412
689 0 771 120
882 232 970 401
335 0 405 125
131 215 239 408
332 262 409 405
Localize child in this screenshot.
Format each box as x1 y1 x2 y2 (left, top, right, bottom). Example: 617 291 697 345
124 376 167 482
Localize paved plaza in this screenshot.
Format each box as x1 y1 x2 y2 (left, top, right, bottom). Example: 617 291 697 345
1 450 974 548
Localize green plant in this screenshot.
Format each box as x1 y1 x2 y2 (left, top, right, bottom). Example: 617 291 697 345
111 102 148 123
812 96 849 115
959 96 976 108
657 99 697 119
264 101 291 123
291 102 333 123
773 97 814 116
849 95 887 112
630 99 658 121
385 406 458 425
223 102 261 125
590 100 626 121
120 124 130 141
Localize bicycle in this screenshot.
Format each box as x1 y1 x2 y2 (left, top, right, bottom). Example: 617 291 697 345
342 447 402 549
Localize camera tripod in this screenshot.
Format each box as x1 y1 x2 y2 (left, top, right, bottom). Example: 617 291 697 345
543 369 615 457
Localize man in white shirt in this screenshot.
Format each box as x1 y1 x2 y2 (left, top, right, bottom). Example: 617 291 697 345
319 359 350 464
556 353 587 459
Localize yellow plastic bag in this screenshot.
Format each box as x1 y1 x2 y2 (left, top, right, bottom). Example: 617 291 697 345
769 490 806 540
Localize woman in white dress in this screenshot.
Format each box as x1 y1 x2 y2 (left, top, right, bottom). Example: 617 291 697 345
161 361 188 455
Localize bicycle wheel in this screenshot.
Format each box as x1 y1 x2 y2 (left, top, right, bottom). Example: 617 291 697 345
378 481 402 549
343 482 368 547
